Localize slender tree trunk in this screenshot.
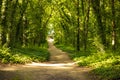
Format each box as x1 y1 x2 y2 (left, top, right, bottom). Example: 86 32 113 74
76 0 80 51
1 0 9 46
0 0 3 46
111 0 116 50
84 0 90 51
91 0 106 46
7 0 18 47
22 17 28 46
16 0 28 46
0 0 2 20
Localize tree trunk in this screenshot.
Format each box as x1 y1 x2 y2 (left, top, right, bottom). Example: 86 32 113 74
0 0 2 42
76 0 80 51
7 0 18 48
0 0 2 20
16 0 28 46
91 0 106 46
84 0 90 51
1 0 9 46
111 0 116 50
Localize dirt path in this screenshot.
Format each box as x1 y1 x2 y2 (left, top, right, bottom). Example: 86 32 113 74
48 41 73 63
0 39 92 80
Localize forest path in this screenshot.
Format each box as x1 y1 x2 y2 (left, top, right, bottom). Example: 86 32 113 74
0 39 92 80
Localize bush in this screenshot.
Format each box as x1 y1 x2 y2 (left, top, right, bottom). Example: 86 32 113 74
75 53 120 80
92 66 120 80
0 47 50 64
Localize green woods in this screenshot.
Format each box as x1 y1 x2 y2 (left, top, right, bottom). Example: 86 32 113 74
0 0 50 63
53 0 120 80
0 0 120 80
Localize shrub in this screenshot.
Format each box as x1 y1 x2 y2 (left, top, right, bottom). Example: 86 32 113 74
0 47 50 64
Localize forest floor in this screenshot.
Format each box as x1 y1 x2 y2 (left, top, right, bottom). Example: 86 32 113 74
0 40 93 80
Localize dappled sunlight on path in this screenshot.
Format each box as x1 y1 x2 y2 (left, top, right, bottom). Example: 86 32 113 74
0 38 92 80
26 62 75 67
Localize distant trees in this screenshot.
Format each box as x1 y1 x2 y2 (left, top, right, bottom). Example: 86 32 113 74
53 0 120 52
0 0 51 48
0 0 120 52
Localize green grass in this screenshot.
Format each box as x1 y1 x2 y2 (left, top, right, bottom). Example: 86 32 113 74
0 47 50 64
56 44 120 80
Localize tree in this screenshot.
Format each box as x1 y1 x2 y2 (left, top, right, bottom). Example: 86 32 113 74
91 0 106 47
111 0 116 50
76 0 80 51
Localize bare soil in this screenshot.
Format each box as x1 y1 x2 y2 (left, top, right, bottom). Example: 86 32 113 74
0 40 92 80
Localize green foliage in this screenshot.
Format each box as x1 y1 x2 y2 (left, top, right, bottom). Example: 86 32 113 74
56 44 120 80
55 44 91 58
55 44 75 53
92 66 120 80
0 0 120 79
76 53 120 80
0 47 50 64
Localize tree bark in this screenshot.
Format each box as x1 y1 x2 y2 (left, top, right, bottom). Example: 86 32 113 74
0 0 3 46
111 0 116 50
76 0 80 51
16 0 28 46
7 0 18 48
1 0 9 46
84 0 90 51
0 0 2 20
91 0 106 46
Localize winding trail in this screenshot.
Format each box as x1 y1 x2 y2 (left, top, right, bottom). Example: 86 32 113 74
0 39 92 80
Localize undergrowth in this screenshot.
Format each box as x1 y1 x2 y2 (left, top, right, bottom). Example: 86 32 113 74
0 47 50 64
56 44 120 80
